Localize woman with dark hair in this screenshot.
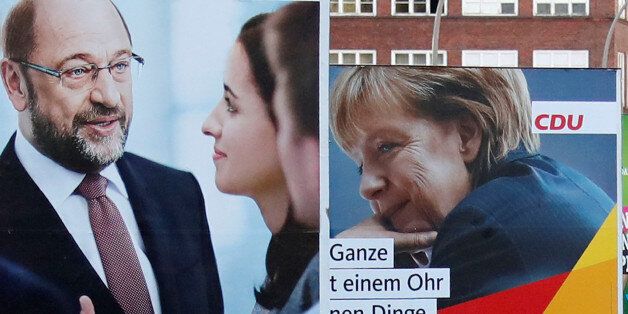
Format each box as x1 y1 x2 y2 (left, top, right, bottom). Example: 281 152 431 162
201 13 318 313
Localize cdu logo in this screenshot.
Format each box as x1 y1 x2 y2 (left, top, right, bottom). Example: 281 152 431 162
534 114 584 131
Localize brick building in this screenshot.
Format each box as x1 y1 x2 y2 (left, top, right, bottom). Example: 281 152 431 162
330 0 628 106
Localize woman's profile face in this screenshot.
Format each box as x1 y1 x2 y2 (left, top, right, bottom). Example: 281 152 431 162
347 107 474 233
202 42 284 197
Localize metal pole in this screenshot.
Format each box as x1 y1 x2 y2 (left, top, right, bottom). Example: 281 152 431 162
431 0 445 66
603 1 627 67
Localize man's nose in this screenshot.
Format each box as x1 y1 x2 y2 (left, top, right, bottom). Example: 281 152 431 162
89 70 121 108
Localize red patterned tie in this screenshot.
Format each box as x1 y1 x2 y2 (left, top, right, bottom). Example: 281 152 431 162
77 174 154 314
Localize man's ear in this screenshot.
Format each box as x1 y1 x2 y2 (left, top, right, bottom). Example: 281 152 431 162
1 59 29 112
457 114 482 164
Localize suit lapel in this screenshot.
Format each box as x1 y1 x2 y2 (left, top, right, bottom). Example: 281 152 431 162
116 154 182 311
0 134 122 312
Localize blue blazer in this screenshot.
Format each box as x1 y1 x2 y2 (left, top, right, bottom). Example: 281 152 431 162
430 149 613 308
0 134 224 313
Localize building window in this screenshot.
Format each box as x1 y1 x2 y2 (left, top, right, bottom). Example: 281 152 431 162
462 50 518 67
462 0 517 16
619 0 627 20
534 0 588 16
331 0 376 15
392 0 447 15
330 50 377 65
391 50 447 65
532 50 588 68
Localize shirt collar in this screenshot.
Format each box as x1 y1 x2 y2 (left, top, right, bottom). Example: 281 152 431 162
14 130 128 208
501 144 536 163
101 161 128 198
483 144 539 182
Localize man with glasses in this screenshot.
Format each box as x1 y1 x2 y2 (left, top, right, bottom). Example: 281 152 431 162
0 0 223 313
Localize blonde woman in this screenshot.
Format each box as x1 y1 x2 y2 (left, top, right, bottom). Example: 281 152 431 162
331 67 612 307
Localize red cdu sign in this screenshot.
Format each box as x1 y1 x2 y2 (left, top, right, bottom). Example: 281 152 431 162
534 114 584 131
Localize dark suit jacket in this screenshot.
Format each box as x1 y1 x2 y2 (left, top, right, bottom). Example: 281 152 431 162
0 134 224 313
431 149 613 308
0 257 75 313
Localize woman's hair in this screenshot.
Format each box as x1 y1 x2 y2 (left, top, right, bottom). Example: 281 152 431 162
264 2 319 138
331 67 540 186
254 215 319 310
238 13 319 309
237 13 277 125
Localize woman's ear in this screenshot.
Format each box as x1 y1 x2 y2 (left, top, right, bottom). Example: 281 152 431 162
457 114 481 164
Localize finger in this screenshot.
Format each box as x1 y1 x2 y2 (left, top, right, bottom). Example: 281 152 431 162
79 295 95 314
336 216 387 238
395 231 437 253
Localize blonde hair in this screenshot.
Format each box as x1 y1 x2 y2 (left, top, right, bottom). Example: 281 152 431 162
330 67 540 185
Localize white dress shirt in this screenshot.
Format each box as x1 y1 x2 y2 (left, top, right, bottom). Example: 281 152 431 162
15 131 162 314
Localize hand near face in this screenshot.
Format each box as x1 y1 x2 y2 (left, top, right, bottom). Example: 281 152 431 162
337 215 437 254
79 295 95 314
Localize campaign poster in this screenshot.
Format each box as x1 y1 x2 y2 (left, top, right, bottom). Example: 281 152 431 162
327 67 621 313
0 1 319 313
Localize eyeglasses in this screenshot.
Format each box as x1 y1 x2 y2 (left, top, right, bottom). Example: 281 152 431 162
12 53 145 91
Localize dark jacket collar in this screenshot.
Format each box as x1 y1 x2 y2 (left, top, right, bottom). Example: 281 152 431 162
0 133 123 313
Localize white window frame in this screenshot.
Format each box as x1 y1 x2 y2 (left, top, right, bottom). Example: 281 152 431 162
391 0 448 16
618 0 627 20
330 50 378 65
533 0 589 17
331 0 377 16
390 50 447 66
461 50 519 67
462 0 518 16
532 50 589 68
